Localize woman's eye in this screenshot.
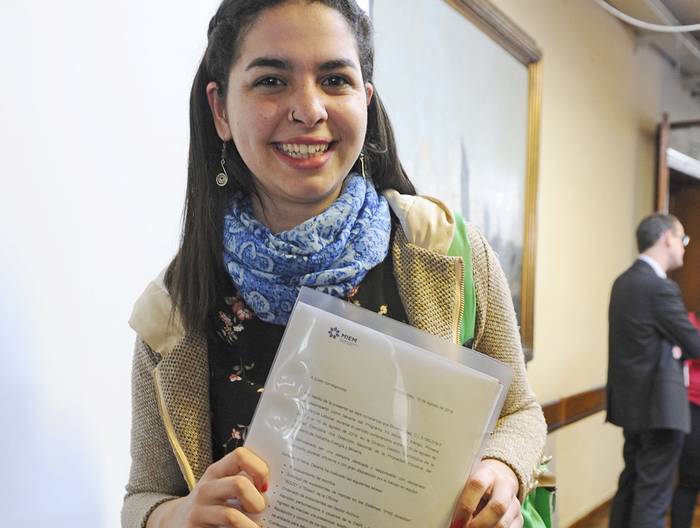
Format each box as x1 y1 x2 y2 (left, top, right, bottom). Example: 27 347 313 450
254 77 285 88
322 75 351 88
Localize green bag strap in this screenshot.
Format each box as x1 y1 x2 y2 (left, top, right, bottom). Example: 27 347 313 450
446 212 476 345
521 492 548 528
522 484 555 528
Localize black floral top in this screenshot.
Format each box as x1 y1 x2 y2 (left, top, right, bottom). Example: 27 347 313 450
207 241 407 461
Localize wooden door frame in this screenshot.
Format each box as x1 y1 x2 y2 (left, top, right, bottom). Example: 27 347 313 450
657 114 700 212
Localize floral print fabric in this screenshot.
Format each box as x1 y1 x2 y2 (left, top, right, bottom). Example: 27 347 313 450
222 174 391 325
208 289 284 459
208 244 407 460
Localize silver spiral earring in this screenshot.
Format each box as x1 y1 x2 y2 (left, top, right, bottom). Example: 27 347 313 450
359 151 366 179
216 142 229 187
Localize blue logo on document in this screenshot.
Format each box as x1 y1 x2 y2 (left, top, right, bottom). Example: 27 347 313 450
327 326 358 346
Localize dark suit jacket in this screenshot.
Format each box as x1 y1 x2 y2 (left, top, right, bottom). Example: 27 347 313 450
606 259 700 433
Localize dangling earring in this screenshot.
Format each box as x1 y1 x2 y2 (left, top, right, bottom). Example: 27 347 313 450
216 142 229 187
359 151 366 179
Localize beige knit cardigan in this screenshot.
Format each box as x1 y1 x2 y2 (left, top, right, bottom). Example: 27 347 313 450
122 192 547 528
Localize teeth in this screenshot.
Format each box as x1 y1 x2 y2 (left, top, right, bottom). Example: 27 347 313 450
278 142 330 158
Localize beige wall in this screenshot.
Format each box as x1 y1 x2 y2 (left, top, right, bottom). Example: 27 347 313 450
485 0 700 525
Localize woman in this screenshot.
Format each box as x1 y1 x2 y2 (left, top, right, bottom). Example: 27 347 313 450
671 312 700 528
122 1 547 527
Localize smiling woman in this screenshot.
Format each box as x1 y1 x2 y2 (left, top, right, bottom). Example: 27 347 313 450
121 2 546 528
206 3 374 232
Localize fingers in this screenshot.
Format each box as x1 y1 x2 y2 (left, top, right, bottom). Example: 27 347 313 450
193 505 261 528
451 459 520 528
467 467 516 527
199 475 267 514
469 494 521 527
512 510 524 528
162 449 269 528
205 447 269 492
452 466 493 526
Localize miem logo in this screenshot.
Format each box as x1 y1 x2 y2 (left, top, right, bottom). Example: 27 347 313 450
327 326 358 346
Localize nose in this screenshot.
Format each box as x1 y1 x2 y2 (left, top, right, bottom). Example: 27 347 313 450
289 82 328 127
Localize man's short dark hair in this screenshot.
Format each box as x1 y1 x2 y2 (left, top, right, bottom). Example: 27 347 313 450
636 213 679 252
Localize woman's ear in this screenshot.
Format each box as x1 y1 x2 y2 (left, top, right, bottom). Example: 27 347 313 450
206 81 232 141
365 82 374 107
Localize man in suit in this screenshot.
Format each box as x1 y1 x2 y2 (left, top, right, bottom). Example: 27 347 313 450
607 213 700 528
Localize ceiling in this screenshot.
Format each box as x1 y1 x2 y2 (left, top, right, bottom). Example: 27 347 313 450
608 0 700 91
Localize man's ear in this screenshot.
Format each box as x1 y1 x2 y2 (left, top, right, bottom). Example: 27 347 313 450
662 229 674 248
206 81 232 141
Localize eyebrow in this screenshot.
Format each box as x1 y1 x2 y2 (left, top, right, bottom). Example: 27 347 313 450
245 57 359 72
319 58 358 71
246 57 289 71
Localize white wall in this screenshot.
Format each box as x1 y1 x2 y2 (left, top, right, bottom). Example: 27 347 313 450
0 1 220 525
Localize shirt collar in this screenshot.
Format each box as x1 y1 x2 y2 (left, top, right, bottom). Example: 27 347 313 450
638 255 667 279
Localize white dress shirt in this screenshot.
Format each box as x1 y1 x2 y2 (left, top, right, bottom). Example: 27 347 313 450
638 255 667 279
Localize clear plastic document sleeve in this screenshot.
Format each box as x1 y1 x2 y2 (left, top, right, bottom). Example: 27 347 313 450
245 287 513 528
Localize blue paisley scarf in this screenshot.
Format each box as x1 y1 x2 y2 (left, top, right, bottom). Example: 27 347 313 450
222 174 391 325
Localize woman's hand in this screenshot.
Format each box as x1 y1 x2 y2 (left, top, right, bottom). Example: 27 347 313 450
147 447 269 528
450 458 522 528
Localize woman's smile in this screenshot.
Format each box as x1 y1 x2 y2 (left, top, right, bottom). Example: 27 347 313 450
271 137 337 169
274 141 331 158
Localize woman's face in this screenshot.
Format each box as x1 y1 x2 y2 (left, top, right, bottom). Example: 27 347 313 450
208 1 373 225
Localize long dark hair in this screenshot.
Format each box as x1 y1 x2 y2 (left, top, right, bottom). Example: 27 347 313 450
167 0 416 333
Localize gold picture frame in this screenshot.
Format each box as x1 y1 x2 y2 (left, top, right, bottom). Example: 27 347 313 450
371 0 542 361
446 0 542 361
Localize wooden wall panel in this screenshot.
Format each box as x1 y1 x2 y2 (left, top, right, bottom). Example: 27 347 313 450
541 386 606 433
670 184 700 312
